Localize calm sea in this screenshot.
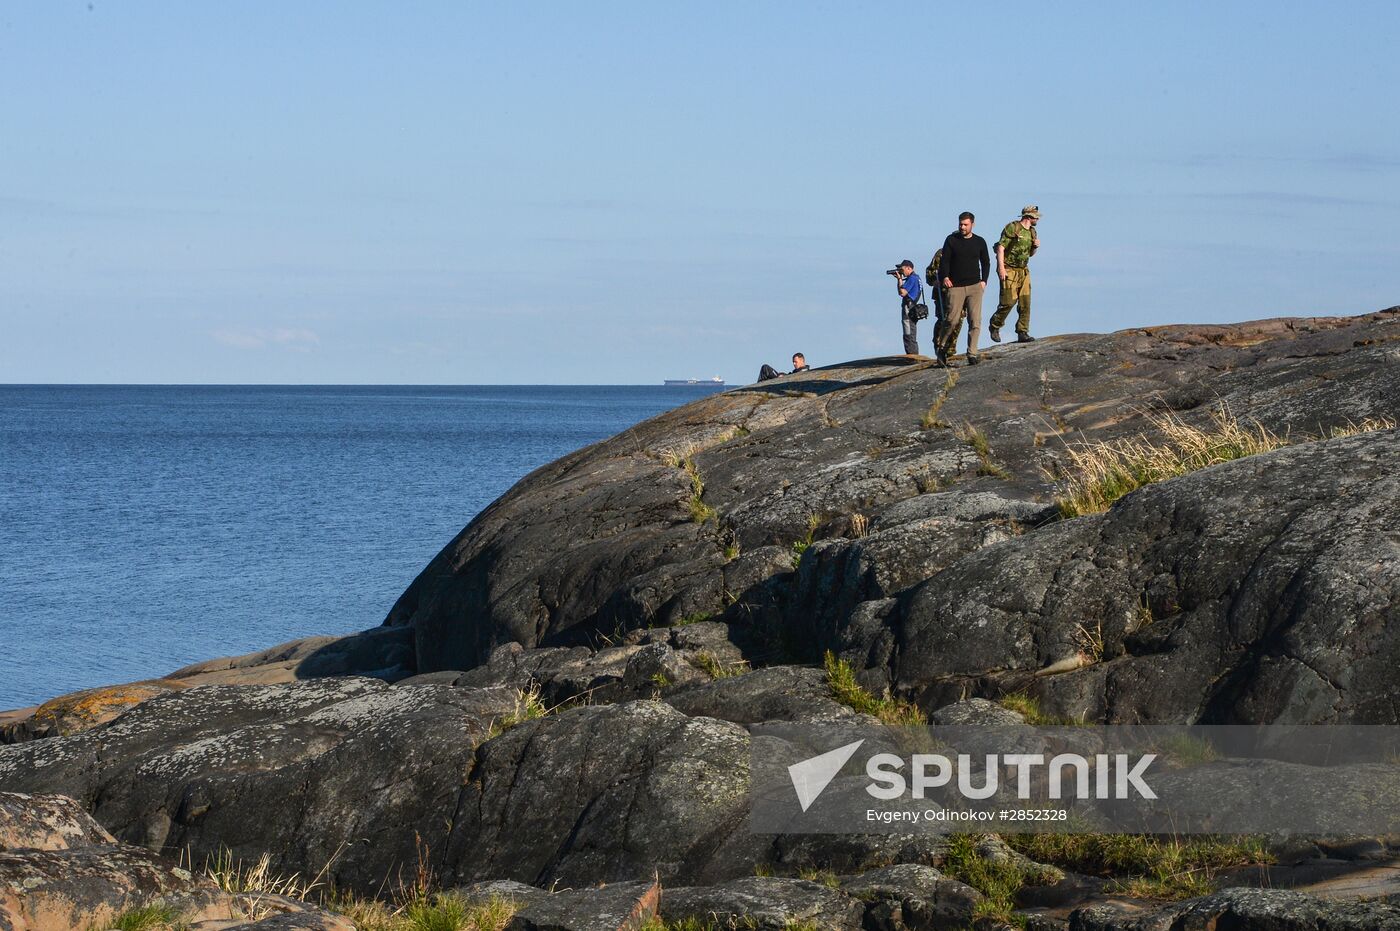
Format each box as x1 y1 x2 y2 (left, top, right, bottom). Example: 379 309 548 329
0 385 723 710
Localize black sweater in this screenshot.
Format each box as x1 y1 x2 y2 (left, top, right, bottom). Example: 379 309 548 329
941 232 990 287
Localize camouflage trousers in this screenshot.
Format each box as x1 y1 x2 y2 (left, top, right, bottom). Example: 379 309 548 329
990 266 1031 336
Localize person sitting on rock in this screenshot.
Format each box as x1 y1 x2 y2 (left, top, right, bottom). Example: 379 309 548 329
757 352 810 382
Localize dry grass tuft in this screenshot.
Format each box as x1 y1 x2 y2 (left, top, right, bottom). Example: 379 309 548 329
689 650 748 680
1325 415 1395 439
1055 406 1287 518
486 685 549 739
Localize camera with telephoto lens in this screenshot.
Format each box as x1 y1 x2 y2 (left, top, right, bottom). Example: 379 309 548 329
885 267 902 277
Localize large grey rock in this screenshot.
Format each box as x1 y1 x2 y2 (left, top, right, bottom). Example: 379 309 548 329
840 864 984 931
660 876 863 931
0 792 350 931
0 678 516 893
501 880 659 931
0 844 208 931
442 700 752 888
664 667 858 725
0 792 114 851
381 310 1400 712
881 429 1400 723
1068 886 1400 930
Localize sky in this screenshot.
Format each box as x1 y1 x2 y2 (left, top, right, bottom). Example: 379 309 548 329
2 1 1397 385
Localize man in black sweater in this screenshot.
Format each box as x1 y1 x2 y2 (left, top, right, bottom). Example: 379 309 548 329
937 211 991 365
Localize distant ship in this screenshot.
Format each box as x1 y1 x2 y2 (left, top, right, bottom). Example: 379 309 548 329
664 376 725 386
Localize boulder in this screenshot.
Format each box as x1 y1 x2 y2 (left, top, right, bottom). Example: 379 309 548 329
660 877 863 931
664 666 858 725
880 429 1400 723
378 311 1400 714
0 792 350 931
498 879 659 931
0 792 115 851
1068 886 1400 930
0 678 516 893
0 681 187 745
840 864 984 931
442 700 752 888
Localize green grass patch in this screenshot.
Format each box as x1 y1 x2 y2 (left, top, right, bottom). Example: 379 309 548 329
941 834 1059 927
689 650 747 680
1006 834 1272 901
797 867 842 889
957 421 1011 480
920 370 959 430
824 651 926 726
1156 732 1221 766
672 456 717 524
105 903 186 931
332 893 518 931
995 693 1086 726
486 685 549 739
789 513 821 569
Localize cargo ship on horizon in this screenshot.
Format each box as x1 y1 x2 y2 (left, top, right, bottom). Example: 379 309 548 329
663 376 725 386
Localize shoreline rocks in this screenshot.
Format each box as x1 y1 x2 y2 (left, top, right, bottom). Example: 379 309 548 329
3 309 1398 927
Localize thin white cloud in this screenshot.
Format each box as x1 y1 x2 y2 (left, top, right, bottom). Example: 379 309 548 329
212 327 320 350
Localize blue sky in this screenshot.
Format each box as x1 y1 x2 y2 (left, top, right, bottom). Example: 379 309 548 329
2 1 1397 384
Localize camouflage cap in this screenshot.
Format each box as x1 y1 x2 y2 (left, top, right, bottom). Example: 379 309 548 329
1021 205 1041 219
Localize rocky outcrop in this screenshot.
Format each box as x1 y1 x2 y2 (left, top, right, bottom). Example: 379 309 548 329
1067 887 1400 930
0 628 418 747
0 792 115 852
0 681 187 744
0 792 350 931
0 679 517 892
455 869 984 931
2 310 1398 926
872 428 1400 723
380 310 1399 726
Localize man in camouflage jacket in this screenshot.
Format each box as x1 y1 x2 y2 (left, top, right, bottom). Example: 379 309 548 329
990 205 1040 343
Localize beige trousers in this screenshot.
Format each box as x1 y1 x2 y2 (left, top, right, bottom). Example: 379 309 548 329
941 284 984 356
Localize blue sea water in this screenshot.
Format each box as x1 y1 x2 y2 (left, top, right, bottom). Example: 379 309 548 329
0 385 723 711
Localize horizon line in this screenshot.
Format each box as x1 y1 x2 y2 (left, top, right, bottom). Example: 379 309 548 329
0 382 733 388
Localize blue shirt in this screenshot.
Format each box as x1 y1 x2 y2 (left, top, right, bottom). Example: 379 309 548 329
902 272 922 303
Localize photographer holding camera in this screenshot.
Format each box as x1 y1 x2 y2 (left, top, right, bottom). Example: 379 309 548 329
887 260 925 355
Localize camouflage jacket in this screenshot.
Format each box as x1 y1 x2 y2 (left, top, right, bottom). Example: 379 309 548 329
998 221 1037 268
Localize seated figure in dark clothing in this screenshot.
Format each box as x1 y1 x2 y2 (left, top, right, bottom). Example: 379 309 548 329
758 352 809 382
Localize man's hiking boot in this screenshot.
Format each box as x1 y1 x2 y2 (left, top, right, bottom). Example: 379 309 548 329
989 326 1001 343
935 346 948 366
1017 333 1036 343
966 354 981 365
